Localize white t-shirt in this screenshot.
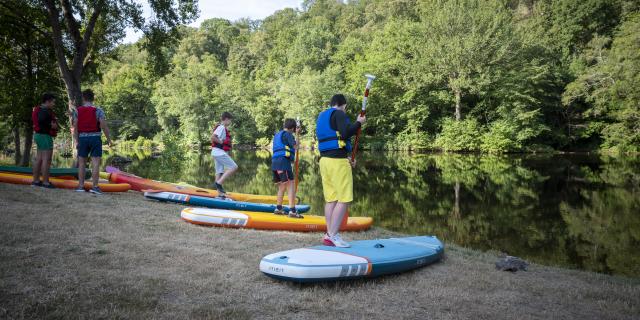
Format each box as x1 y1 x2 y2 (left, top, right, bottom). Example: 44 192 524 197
211 125 228 156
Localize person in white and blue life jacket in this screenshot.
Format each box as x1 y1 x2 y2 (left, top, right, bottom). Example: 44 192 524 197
271 118 301 218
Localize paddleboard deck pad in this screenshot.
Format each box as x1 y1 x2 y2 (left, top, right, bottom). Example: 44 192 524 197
145 191 309 213
181 207 372 232
260 236 443 282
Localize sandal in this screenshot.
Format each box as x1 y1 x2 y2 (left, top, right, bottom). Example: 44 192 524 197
288 212 304 219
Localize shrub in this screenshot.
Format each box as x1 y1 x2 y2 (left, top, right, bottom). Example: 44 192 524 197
434 118 483 152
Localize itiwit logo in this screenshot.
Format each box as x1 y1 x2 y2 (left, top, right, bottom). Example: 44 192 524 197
268 266 285 273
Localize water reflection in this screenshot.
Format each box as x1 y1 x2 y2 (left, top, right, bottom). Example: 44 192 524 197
38 150 640 277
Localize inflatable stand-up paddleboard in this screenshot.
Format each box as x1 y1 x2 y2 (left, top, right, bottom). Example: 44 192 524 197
260 236 444 282
0 172 130 192
0 165 91 179
144 191 310 213
181 207 373 232
104 166 283 204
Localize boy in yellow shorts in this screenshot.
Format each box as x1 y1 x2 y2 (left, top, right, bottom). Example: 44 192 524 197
315 94 365 247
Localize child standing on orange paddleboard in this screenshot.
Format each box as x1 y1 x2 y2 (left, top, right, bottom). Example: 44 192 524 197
271 118 301 218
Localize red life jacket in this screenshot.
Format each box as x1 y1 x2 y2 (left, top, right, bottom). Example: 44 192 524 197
76 105 100 133
211 124 232 151
32 106 58 137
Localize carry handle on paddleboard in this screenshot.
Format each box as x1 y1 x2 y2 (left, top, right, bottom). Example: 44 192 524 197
350 74 376 163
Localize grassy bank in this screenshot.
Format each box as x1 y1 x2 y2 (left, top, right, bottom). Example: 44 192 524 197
0 183 638 320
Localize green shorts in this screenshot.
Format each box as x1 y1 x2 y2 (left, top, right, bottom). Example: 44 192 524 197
34 133 53 151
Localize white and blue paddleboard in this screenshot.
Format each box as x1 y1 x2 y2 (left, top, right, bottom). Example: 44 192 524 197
144 191 310 213
260 236 444 282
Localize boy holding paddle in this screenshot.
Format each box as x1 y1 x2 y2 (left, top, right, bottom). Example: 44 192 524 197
315 94 365 247
271 118 301 218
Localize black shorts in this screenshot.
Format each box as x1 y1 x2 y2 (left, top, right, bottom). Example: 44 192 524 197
273 169 294 183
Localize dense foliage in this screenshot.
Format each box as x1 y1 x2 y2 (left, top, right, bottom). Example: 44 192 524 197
2 0 639 154
0 0 196 165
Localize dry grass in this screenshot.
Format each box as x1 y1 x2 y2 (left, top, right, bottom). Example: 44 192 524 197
0 182 638 320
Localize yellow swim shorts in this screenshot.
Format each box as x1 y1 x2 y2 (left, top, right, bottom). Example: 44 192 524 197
319 157 353 203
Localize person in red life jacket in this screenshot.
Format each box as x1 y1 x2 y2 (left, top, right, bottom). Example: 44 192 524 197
31 93 58 188
271 118 301 218
72 89 112 195
210 112 237 197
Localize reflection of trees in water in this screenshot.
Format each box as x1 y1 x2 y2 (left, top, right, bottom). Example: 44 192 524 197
353 153 639 276
437 155 550 251
559 156 640 277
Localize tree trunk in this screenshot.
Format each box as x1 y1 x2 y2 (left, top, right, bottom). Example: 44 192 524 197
454 89 462 121
19 127 33 167
13 126 21 165
65 78 81 163
43 0 105 171
65 78 83 105
20 24 35 167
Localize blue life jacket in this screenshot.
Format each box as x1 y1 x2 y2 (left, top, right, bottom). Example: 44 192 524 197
316 108 352 152
272 130 295 160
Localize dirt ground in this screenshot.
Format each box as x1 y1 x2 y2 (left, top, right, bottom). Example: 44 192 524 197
0 182 638 320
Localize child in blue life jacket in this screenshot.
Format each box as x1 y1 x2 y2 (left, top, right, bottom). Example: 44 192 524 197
271 118 301 218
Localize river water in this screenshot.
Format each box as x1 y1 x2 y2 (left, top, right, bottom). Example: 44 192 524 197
40 149 640 277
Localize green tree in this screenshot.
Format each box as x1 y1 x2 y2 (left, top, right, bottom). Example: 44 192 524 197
416 0 518 122
2 0 198 106
97 48 158 139
54 0 640 154
563 13 640 152
152 54 225 146
0 0 61 165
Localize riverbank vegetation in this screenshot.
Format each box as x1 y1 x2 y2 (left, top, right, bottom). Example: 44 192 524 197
1 0 639 164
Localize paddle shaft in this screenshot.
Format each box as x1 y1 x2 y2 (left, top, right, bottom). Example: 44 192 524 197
343 74 375 231
294 117 301 193
350 75 376 162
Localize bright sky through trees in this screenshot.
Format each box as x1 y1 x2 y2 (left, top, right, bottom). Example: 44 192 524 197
123 0 302 43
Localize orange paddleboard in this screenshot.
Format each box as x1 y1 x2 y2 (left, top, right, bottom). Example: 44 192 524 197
0 172 130 192
181 207 373 232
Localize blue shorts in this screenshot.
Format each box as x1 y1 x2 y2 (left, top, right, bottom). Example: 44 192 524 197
271 156 293 171
273 169 294 183
272 156 294 183
77 135 102 158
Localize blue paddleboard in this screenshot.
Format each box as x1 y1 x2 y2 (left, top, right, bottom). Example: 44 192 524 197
260 236 444 282
144 191 310 213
